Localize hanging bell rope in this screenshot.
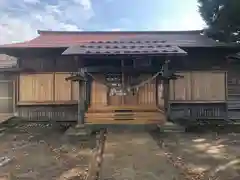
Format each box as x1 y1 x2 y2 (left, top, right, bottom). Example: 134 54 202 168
86 71 162 91
126 71 161 91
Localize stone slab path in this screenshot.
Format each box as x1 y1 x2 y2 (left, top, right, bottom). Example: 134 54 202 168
100 132 185 180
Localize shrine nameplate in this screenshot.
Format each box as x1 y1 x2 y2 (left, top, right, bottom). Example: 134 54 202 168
109 88 127 96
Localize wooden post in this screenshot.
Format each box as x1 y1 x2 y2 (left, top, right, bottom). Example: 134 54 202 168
76 70 88 127
77 80 85 125
121 59 125 105
162 59 171 112
65 70 90 137
163 79 169 112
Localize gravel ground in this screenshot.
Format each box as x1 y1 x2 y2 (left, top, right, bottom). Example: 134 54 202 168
0 123 95 180
153 131 240 180
0 122 239 180
101 130 240 180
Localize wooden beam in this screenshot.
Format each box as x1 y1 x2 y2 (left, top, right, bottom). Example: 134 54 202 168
81 66 162 73
65 75 86 82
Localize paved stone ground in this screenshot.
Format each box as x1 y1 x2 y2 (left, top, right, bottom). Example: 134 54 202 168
101 132 185 180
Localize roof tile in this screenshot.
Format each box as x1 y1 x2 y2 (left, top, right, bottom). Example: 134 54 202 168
62 40 187 55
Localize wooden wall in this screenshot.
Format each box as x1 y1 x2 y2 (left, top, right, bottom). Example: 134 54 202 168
89 74 158 107
227 69 240 121
20 56 78 72
138 75 157 105
157 79 164 108
169 71 226 102
90 74 108 106
18 73 79 104
18 72 160 108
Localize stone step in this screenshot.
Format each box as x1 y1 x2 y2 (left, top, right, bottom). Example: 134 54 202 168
159 122 185 132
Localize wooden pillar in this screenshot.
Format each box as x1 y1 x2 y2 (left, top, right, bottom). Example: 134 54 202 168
163 79 169 111
155 75 159 106
121 59 125 105
77 70 90 126
65 70 90 137
65 70 88 126
85 75 91 107
77 80 86 125
162 58 171 112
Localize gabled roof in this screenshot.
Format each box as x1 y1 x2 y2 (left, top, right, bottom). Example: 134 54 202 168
0 30 237 49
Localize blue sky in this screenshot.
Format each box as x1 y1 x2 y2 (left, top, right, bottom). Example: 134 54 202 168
0 0 206 44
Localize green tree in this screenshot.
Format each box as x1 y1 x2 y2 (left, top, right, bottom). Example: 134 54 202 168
198 0 240 42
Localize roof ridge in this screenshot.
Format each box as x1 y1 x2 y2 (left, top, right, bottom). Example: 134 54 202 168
38 30 203 35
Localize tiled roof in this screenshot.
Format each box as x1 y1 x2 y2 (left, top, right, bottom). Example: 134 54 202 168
0 32 137 48
0 30 236 49
62 40 187 55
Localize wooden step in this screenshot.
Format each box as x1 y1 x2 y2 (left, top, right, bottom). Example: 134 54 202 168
158 122 185 132
86 112 164 118
85 111 167 125
88 105 159 113
86 115 163 120
86 119 163 124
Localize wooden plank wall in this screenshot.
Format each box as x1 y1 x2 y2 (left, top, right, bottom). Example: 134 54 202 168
90 74 108 106
18 73 79 104
169 72 191 101
19 73 54 102
54 73 71 101
157 79 164 107
227 70 240 120
19 73 160 107
90 74 159 107
138 75 157 105
169 71 226 101
20 56 78 72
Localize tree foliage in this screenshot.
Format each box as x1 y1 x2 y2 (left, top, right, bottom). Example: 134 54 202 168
198 0 240 42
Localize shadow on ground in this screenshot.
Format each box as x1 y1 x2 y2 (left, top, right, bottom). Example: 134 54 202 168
0 122 96 180
150 128 240 180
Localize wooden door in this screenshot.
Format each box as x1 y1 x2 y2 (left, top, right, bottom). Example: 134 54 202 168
106 73 123 106
123 74 138 105
106 73 157 106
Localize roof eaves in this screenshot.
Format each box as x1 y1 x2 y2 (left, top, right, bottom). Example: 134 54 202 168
0 35 40 48
37 30 203 35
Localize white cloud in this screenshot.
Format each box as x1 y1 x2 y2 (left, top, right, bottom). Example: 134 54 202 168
0 0 93 44
73 0 92 10
155 2 206 31
110 28 122 31
0 15 37 44
23 0 40 4
157 15 206 31
152 0 206 31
